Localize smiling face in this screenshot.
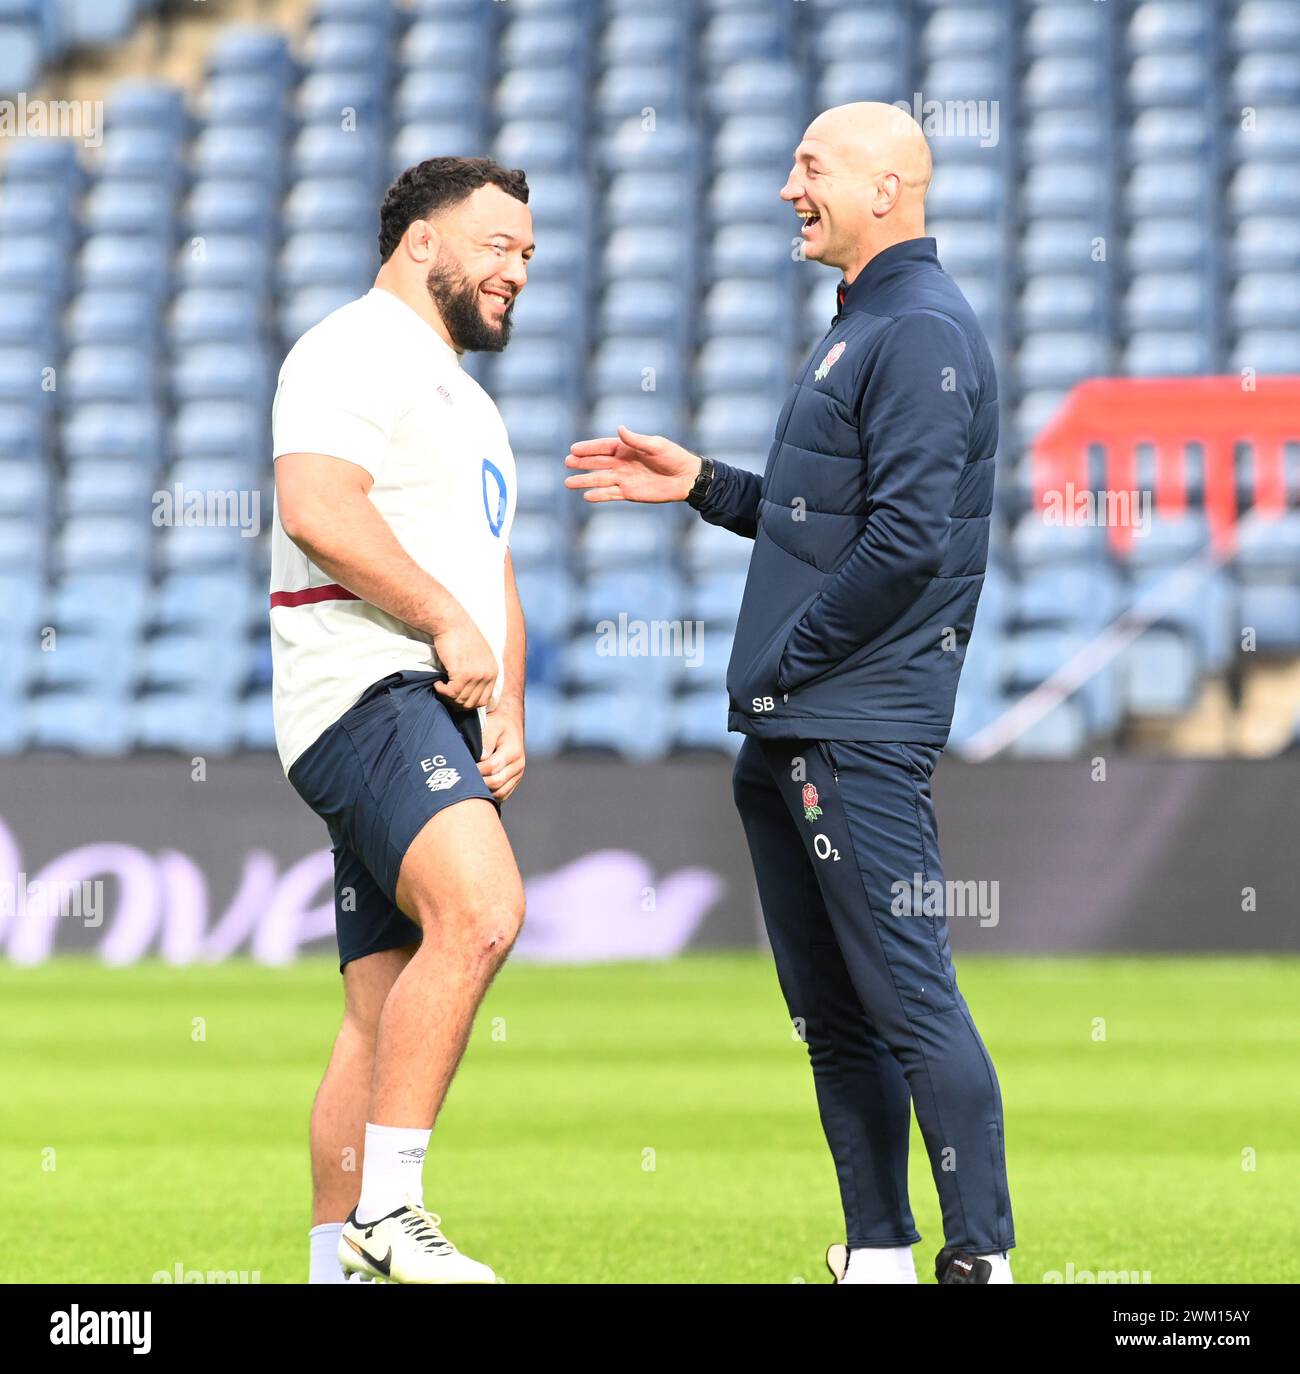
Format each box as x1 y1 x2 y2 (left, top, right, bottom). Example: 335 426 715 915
781 132 877 274
425 184 534 351
780 103 932 283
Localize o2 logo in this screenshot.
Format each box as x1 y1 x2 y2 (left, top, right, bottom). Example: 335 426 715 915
481 458 508 538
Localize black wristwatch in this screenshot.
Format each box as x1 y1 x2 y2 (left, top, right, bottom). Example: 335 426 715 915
685 455 715 509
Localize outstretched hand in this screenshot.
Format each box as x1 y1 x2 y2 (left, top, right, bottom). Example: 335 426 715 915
564 426 702 504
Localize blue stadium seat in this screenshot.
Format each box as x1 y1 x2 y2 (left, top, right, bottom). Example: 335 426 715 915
1011 512 1108 569
176 235 274 293
63 346 157 406
695 393 782 454
563 689 673 759
239 692 277 750
503 283 588 351
601 12 691 66
50 572 149 632
283 179 374 235
594 64 689 123
1231 330 1300 373
1235 512 1300 652
0 138 83 189
62 459 150 517
496 396 578 455
0 235 71 299
492 343 582 397
1022 1 1104 54
172 401 264 463
83 181 175 237
1124 331 1213 376
80 234 171 298
670 691 737 755
591 336 684 402
685 517 755 574
707 61 806 118
170 289 263 347
66 290 158 348
63 402 164 467
696 336 789 395
185 179 280 237
497 67 582 124
131 689 239 754
499 16 591 70
296 69 389 126
709 223 800 279
400 19 492 70
578 512 678 570
172 344 272 405
1129 52 1208 105
1233 1 1300 50
292 126 384 185
204 73 290 127
1233 216 1300 271
1124 272 1206 330
1231 273 1300 330
207 25 294 78
1019 275 1104 331
702 11 793 65
1023 57 1105 108
1016 331 1108 390
702 278 795 342
29 690 134 756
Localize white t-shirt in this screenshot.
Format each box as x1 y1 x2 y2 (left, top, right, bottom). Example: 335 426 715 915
269 287 516 773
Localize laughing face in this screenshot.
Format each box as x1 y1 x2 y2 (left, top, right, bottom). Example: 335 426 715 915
425 183 534 352
779 104 933 284
780 134 870 273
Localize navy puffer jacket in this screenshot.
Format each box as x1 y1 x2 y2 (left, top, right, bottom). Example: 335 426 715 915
693 236 997 745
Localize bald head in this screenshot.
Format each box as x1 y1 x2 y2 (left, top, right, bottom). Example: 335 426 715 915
780 102 932 283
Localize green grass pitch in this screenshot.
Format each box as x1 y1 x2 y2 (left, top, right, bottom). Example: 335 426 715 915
3 954 1296 1284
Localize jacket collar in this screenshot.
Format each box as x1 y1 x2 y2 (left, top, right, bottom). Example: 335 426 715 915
836 236 941 316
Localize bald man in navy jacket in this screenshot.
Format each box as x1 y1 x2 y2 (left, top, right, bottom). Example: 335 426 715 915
567 103 1014 1285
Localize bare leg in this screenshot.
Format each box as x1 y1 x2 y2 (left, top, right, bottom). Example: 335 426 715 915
310 944 416 1226
372 798 525 1126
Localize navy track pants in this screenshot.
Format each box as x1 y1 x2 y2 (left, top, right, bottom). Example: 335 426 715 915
732 735 1015 1254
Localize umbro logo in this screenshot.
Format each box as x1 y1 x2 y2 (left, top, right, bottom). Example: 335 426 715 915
426 768 460 792
398 1147 427 1159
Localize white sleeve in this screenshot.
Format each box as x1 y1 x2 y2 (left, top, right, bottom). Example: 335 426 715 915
271 332 402 480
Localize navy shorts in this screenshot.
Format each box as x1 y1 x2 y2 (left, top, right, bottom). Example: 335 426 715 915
288 670 497 970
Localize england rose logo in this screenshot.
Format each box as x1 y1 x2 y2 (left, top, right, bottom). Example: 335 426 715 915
814 340 846 382
802 783 823 823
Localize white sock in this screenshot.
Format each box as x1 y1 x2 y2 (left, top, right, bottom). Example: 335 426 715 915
356 1122 431 1223
842 1245 918 1284
309 1222 347 1284
978 1250 1014 1283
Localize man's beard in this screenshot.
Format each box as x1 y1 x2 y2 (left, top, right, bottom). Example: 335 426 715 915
425 253 513 352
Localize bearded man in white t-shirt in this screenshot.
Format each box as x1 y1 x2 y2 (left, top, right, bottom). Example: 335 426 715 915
271 157 533 1285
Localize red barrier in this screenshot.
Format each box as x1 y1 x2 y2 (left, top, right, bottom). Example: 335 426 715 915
1031 376 1300 553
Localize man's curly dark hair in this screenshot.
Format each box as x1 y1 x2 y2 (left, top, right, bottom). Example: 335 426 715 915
378 157 529 262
